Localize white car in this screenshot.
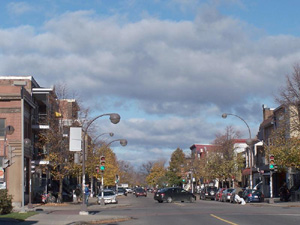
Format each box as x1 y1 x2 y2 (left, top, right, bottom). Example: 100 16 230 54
126 188 133 193
98 190 118 205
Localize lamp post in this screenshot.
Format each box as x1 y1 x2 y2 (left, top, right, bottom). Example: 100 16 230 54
79 113 120 215
222 113 253 189
99 138 127 206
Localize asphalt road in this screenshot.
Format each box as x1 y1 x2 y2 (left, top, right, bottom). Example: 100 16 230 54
101 193 300 225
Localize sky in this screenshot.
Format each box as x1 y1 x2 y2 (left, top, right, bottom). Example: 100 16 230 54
1 0 300 168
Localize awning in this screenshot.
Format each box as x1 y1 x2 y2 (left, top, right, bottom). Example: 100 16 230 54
242 168 251 176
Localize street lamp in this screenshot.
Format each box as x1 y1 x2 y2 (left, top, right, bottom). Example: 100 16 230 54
99 138 127 206
104 139 128 148
222 113 254 189
93 132 114 145
80 113 121 215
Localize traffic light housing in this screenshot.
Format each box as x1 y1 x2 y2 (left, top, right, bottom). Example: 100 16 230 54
269 154 275 170
100 156 105 171
95 166 100 174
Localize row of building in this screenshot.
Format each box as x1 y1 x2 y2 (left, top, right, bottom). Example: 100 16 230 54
190 105 300 198
0 76 80 207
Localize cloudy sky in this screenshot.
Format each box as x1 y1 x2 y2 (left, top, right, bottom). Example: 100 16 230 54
1 0 300 168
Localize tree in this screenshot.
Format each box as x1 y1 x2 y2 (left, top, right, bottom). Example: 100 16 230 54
268 127 300 169
166 148 186 187
146 161 166 188
118 160 136 187
269 64 300 168
204 126 244 187
37 83 83 202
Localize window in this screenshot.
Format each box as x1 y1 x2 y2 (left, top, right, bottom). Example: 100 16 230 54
0 119 5 136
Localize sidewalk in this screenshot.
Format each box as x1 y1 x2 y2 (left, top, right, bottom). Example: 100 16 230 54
17 197 131 225
251 198 300 207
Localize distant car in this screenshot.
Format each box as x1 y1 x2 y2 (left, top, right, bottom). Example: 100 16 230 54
242 189 264 203
154 187 196 203
126 188 133 193
215 188 226 201
98 190 118 205
135 188 147 197
221 188 235 202
117 187 128 196
200 186 218 200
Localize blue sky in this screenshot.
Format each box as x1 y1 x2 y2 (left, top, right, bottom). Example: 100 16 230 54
1 0 300 167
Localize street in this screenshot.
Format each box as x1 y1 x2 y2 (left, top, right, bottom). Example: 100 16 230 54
101 193 300 225
1 192 299 225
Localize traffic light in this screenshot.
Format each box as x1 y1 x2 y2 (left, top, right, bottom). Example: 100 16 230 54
95 166 100 174
269 154 275 170
2 158 10 169
100 156 105 171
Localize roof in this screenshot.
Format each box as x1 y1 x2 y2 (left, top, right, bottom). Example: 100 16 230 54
190 144 218 153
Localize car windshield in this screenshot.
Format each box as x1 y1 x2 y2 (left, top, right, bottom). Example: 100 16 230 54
103 191 115 196
136 188 145 192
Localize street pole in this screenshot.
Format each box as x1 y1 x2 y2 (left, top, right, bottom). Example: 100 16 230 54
269 170 274 203
101 171 104 206
79 113 120 215
222 113 253 189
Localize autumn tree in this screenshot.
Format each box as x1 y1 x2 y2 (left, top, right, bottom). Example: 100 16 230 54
146 160 166 188
166 148 186 187
37 83 83 202
268 64 300 168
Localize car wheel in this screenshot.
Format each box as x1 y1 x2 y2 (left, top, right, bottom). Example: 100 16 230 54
190 197 195 203
158 200 163 203
167 197 173 203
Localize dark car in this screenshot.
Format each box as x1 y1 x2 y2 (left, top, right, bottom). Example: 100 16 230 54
221 188 235 202
200 186 218 200
242 189 264 203
154 187 196 203
215 188 226 201
117 187 127 196
135 188 147 197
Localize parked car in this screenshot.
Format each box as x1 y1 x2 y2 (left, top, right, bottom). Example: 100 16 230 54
117 187 127 196
221 188 235 202
154 187 196 203
98 189 118 205
125 188 133 193
215 188 226 201
242 189 264 203
200 186 218 200
135 188 147 197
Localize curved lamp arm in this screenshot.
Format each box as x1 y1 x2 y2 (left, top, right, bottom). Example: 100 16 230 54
104 139 128 148
222 113 251 140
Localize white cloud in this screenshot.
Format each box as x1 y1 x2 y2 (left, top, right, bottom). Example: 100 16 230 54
0 5 299 167
7 2 34 15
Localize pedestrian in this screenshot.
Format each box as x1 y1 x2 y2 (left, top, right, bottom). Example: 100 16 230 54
234 184 246 205
75 186 81 203
280 182 290 202
84 184 90 205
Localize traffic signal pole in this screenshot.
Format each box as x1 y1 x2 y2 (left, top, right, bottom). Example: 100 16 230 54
269 170 274 203
101 171 104 206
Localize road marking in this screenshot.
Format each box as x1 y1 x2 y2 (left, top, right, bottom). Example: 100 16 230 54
210 214 238 225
